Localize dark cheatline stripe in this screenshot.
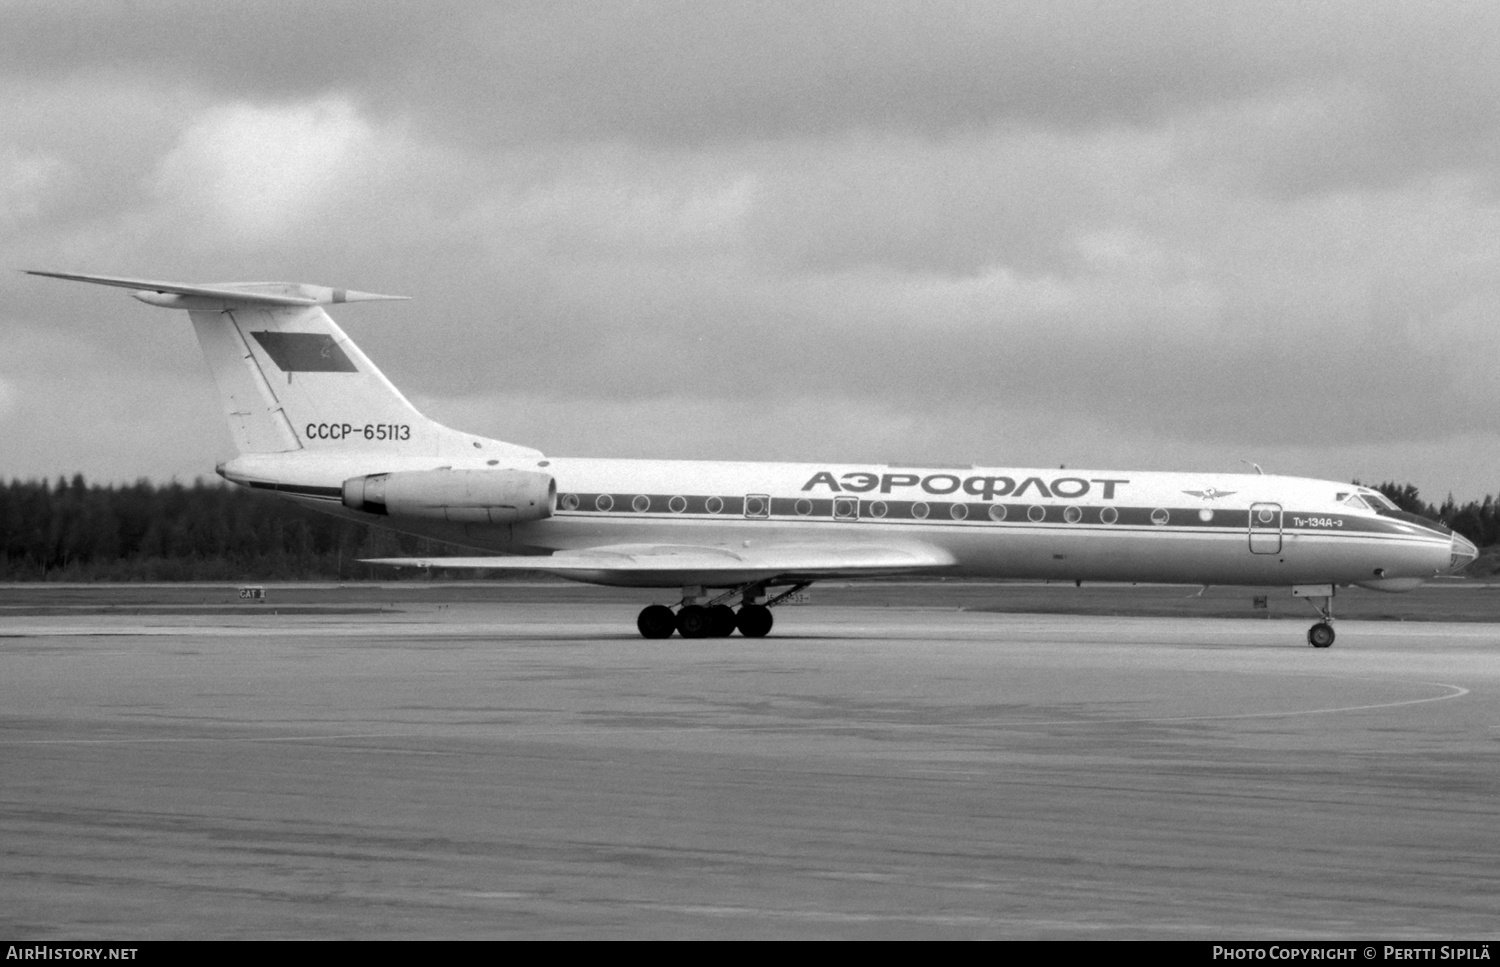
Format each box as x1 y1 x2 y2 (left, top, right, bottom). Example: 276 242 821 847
250 331 358 373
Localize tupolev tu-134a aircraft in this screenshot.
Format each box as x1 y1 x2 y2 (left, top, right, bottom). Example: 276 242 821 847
30 270 1479 647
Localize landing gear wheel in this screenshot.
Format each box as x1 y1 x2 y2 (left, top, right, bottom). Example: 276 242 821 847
1308 622 1336 649
677 605 712 639
736 604 773 638
637 605 676 639
708 604 738 637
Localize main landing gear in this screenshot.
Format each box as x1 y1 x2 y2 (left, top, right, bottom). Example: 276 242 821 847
1294 585 1337 648
635 583 807 639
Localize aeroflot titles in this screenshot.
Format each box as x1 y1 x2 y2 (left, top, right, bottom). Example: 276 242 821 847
801 471 1131 501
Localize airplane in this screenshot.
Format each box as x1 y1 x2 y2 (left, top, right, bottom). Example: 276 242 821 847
28 270 1479 647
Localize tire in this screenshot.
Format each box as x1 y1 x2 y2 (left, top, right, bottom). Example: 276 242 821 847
709 604 738 637
736 604 773 638
637 604 676 639
677 605 712 639
1307 622 1335 648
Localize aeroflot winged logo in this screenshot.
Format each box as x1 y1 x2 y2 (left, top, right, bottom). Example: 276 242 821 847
801 471 1130 500
1183 487 1236 501
250 331 358 373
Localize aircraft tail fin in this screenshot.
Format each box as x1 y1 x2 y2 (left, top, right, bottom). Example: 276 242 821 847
26 271 540 460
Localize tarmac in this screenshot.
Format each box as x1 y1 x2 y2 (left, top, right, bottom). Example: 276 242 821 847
2 583 1498 938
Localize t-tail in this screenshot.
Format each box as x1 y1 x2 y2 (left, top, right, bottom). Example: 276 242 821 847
25 271 540 462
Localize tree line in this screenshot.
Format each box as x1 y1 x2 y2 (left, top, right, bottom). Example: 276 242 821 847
1 475 1496 582
0 475 451 581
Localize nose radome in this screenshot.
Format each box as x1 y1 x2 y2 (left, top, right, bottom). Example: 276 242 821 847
1449 533 1479 572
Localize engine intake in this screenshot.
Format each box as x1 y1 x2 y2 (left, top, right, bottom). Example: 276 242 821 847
342 468 556 524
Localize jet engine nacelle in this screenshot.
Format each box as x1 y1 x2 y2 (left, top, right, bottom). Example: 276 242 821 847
342 468 556 524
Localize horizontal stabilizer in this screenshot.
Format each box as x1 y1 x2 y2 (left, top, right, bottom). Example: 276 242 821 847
26 270 407 310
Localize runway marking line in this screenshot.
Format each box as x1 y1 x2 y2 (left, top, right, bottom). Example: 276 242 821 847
1133 680 1469 724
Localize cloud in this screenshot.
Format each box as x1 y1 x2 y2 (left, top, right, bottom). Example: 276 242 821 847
0 374 17 420
0 146 66 230
151 97 377 246
6 3 1500 502
512 167 758 257
2 2 1498 166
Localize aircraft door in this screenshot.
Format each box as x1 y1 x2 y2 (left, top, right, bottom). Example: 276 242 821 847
1249 502 1282 554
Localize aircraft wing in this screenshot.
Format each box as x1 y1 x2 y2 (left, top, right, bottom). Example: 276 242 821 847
364 541 956 588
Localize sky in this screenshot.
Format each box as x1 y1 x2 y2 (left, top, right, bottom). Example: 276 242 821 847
4 1 1500 503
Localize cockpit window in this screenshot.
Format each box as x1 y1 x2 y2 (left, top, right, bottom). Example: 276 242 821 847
1351 488 1451 535
1341 494 1371 511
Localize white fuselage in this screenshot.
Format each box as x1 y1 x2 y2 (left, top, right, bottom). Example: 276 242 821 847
221 450 1469 590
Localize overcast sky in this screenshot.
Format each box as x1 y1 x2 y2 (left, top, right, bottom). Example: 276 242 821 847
4 1 1500 501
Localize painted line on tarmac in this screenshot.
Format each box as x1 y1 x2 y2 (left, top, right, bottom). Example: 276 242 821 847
1132 680 1471 723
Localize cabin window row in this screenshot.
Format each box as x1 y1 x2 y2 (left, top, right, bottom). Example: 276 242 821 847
556 493 1192 526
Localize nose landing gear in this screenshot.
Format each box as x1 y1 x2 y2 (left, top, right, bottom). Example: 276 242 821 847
1295 585 1337 648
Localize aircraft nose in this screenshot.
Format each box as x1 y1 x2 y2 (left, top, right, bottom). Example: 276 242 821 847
1448 533 1479 572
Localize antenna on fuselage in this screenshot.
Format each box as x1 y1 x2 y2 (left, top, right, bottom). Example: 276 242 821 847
1241 460 1264 475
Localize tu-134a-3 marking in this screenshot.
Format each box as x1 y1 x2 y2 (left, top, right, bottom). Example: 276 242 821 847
28 269 1477 646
